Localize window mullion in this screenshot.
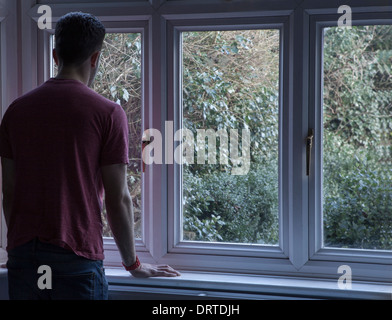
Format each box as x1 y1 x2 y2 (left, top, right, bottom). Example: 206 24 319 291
287 7 310 269
143 13 168 262
308 16 324 258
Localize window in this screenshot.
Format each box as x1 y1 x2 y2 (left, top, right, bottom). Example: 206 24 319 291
51 32 143 239
22 1 392 285
166 18 289 273
322 25 392 251
308 14 392 281
181 29 280 245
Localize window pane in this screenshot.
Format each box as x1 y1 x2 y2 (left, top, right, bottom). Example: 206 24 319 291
181 30 280 245
52 33 143 239
323 25 392 250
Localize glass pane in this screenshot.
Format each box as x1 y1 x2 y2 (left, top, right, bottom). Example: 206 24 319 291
51 33 143 239
323 25 392 250
181 30 280 245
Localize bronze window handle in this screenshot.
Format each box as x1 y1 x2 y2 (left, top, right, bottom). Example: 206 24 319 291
306 129 314 176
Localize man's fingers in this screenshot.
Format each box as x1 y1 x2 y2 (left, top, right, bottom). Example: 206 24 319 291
130 263 181 278
156 265 181 277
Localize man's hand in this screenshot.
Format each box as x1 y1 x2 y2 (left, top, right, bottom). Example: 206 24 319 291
130 263 181 278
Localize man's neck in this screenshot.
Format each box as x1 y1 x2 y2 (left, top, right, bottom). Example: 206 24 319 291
55 67 89 86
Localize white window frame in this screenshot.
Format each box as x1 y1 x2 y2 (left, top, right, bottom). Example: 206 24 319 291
165 16 291 274
7 0 392 284
308 10 392 281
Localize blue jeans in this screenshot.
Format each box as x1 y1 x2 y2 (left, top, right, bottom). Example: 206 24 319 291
7 238 108 300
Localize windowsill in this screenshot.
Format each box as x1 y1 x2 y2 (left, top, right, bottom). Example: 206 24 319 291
105 268 392 300
0 268 390 300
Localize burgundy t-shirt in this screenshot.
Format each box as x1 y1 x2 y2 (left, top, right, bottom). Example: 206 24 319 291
0 78 129 260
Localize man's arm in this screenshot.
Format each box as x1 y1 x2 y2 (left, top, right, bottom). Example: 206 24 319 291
1 157 15 228
101 164 180 278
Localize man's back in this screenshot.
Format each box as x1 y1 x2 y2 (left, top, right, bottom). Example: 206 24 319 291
0 78 129 260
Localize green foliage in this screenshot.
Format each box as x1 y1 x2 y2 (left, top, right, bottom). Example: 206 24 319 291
323 132 392 249
182 30 280 244
183 163 279 244
182 26 392 249
323 25 392 250
323 25 392 153
182 30 280 167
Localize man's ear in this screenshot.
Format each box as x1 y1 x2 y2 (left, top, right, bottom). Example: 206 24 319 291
53 49 59 66
90 51 101 68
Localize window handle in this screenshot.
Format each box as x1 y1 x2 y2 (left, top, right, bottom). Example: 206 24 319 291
142 132 151 173
306 129 314 176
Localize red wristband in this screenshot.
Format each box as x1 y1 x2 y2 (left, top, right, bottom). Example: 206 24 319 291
122 256 141 271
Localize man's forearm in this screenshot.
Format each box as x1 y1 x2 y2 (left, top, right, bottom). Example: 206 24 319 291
105 193 137 266
101 164 181 278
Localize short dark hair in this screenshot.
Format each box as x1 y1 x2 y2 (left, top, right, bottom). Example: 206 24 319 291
55 12 106 66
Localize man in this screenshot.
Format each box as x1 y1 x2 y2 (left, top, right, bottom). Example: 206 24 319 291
0 12 180 300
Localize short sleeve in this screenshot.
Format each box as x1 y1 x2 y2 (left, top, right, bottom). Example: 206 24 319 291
0 111 13 159
100 105 129 167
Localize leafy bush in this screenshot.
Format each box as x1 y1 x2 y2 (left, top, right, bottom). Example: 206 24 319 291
182 26 392 250
182 30 280 244
183 163 279 244
323 133 392 250
322 25 392 250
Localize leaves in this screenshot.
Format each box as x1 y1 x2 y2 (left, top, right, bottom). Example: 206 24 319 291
182 26 392 249
323 25 392 250
183 163 279 244
323 28 392 251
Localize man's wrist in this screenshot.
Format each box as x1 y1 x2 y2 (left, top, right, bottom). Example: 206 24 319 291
122 256 141 271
